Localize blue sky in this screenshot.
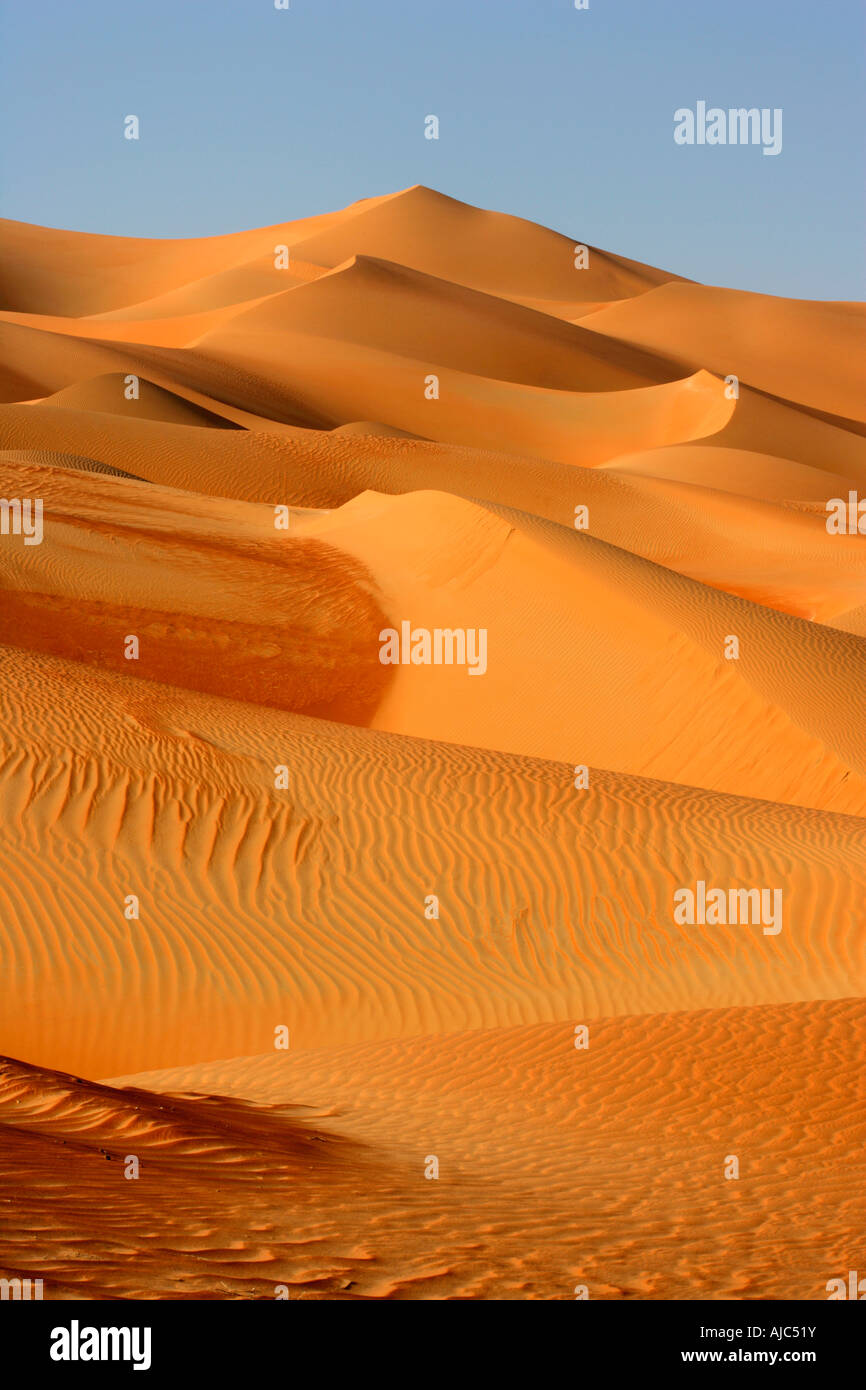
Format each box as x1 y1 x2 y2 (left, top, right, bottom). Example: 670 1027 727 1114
1 0 863 298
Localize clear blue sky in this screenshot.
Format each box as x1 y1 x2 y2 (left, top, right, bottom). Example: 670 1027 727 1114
1 0 863 299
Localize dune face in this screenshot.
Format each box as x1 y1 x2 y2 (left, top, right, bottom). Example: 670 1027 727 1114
0 186 864 1301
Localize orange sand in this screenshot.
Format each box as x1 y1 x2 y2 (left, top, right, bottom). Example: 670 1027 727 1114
0 187 863 1300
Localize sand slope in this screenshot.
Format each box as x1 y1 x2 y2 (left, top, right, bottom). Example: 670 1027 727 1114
2 999 862 1300
0 642 863 1080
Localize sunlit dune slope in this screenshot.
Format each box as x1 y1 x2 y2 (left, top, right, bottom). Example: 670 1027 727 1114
298 487 866 808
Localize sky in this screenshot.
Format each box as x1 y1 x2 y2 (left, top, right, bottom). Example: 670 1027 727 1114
0 0 863 299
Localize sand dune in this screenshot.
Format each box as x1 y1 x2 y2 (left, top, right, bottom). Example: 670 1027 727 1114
2 462 864 808
185 337 734 461
193 254 684 392
0 208 339 317
39 373 243 428
2 409 864 628
271 185 688 308
90 255 330 324
0 186 681 323
0 185 863 1301
300 486 866 805
580 284 866 423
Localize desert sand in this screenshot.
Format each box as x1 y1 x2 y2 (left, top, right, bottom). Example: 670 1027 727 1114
0 186 863 1299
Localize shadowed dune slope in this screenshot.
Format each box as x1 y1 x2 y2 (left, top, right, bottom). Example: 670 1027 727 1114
0 464 390 724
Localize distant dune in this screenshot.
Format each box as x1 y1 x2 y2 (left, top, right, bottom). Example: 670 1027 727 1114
0 186 863 1300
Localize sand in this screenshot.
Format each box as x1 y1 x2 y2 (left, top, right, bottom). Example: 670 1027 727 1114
0 186 863 1300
